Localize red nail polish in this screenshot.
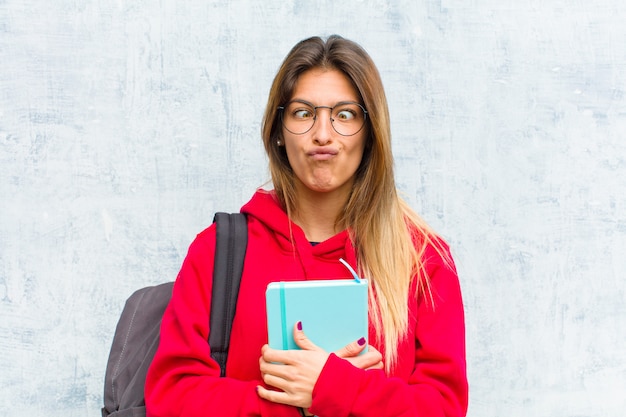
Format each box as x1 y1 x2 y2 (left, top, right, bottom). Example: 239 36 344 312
297 321 303 331
358 337 366 346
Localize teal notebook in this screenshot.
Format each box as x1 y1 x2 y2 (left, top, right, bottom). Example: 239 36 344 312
265 259 368 353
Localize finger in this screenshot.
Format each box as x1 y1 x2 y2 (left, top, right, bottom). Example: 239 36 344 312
342 345 384 370
259 353 291 379
260 363 294 384
292 321 322 351
343 355 383 370
261 344 292 365
257 384 311 409
256 385 291 406
364 344 384 369
261 343 314 369
261 369 291 391
364 344 382 357
334 336 367 358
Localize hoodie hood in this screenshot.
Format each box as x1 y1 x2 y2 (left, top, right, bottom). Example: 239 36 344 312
240 189 358 278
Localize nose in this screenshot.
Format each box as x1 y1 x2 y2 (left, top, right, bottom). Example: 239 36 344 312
313 107 333 145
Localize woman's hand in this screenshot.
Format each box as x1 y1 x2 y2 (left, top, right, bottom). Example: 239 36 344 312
256 322 384 409
257 322 329 409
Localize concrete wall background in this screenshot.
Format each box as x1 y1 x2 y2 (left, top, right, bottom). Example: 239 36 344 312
1 1 625 416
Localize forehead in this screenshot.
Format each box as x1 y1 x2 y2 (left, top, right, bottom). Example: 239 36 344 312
290 68 359 104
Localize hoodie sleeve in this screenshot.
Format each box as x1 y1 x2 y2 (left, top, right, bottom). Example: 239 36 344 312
145 227 301 417
308 244 468 417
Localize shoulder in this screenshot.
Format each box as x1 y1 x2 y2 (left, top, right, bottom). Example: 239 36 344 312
405 222 459 289
404 219 453 268
423 236 457 277
185 211 253 263
183 223 218 264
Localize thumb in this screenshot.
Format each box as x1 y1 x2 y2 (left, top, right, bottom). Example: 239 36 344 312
292 321 323 351
334 336 367 358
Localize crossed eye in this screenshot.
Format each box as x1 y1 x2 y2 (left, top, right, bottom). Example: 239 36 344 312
279 100 367 136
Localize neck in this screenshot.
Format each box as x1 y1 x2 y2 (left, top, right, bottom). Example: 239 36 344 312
291 187 350 242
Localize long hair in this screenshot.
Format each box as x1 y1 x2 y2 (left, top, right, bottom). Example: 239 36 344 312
261 35 444 371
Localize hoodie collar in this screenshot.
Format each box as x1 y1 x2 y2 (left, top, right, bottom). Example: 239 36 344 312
241 189 359 276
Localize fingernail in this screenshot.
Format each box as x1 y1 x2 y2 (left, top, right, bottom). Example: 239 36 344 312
297 321 303 331
358 337 366 346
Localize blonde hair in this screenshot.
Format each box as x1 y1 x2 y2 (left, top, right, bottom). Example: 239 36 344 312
261 35 445 371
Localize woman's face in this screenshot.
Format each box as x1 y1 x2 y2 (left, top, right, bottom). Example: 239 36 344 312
282 68 367 200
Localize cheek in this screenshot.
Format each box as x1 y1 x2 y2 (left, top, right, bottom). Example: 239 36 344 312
349 136 369 175
282 137 295 155
350 134 368 160
282 138 300 167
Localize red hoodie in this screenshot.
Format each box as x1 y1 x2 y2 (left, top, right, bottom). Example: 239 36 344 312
145 189 468 417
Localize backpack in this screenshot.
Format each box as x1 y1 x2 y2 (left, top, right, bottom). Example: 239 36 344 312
101 212 248 417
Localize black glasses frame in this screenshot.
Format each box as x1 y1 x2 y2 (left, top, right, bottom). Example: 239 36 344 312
278 100 368 136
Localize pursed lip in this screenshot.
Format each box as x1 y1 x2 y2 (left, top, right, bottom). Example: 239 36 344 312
307 147 338 160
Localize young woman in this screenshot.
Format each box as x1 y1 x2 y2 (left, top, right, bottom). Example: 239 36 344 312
145 35 468 417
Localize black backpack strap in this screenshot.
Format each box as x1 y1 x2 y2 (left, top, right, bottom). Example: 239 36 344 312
209 212 248 377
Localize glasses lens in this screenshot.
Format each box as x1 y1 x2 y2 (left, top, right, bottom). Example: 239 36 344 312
331 103 366 136
281 101 367 136
282 101 316 135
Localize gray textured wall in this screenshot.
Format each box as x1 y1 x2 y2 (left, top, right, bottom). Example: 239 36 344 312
1 1 625 416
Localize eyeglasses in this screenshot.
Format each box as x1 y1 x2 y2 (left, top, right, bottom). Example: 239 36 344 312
278 100 368 136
